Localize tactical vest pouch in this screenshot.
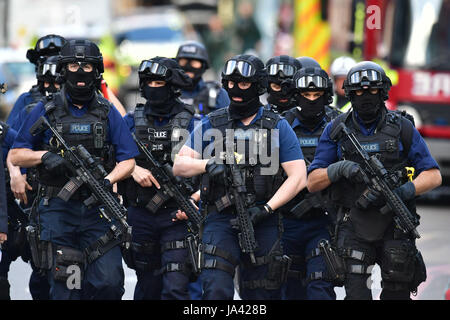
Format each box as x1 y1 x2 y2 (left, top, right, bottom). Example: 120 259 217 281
380 239 416 283
410 250 427 294
53 246 85 283
266 254 292 286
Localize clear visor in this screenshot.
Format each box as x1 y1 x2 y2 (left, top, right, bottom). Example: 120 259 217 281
37 36 65 50
296 75 327 89
38 63 57 76
138 60 168 76
223 60 255 77
268 63 295 77
349 69 382 85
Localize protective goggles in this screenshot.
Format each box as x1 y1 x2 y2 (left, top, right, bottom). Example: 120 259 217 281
138 60 168 76
296 75 328 89
267 63 296 77
36 36 65 50
38 63 57 77
223 60 255 78
349 69 382 85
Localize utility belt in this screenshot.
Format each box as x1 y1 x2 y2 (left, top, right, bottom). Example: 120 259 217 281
205 192 257 215
39 184 91 203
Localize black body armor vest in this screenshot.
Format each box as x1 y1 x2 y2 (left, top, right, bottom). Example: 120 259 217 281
37 91 114 187
329 110 416 240
280 105 340 216
122 103 196 208
202 106 284 210
180 81 221 116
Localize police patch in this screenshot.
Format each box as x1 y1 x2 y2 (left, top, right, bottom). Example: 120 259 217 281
361 143 380 152
70 124 91 134
299 137 318 147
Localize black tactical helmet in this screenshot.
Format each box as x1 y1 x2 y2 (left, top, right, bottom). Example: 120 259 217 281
296 56 321 69
56 39 104 75
221 54 268 95
138 56 192 93
343 61 392 100
293 66 334 104
26 34 67 65
36 55 60 83
266 55 302 84
176 41 210 69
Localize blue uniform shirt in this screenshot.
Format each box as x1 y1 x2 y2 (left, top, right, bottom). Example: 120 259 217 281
7 91 36 128
186 106 303 164
308 113 440 175
12 98 139 162
180 79 230 116
1 125 18 162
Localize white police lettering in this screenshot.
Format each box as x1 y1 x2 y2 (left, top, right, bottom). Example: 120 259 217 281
182 46 197 53
361 143 380 152
299 137 318 147
413 72 450 97
70 123 91 134
154 131 167 139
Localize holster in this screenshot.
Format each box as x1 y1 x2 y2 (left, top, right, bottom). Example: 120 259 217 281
26 225 53 270
318 239 346 287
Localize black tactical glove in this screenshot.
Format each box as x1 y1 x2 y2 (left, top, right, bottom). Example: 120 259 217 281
248 205 272 226
205 158 226 180
41 151 68 176
327 160 361 183
102 178 113 193
356 187 384 209
394 181 416 202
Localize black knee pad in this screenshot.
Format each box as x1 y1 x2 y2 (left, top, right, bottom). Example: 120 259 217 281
380 240 415 283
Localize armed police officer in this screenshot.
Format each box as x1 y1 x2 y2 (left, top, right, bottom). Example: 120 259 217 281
9 39 138 300
176 41 230 117
173 54 307 300
307 61 442 300
278 61 339 300
265 55 302 113
7 34 66 127
120 57 197 300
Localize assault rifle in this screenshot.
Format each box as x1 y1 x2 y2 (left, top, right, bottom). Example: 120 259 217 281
29 116 132 261
132 133 203 235
228 153 258 264
330 122 421 239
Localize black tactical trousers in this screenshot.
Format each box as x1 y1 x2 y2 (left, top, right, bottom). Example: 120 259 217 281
336 220 416 300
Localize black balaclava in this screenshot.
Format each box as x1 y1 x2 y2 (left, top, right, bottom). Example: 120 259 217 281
38 81 58 95
267 81 295 112
181 61 205 90
296 94 326 130
142 80 178 117
351 90 383 124
227 80 261 120
65 67 97 105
